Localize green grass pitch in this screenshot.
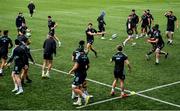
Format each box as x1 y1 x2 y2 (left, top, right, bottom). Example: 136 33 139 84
0 0 180 110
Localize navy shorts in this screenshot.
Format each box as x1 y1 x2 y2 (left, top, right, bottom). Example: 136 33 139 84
87 39 94 45
43 53 53 60
73 72 87 86
114 70 125 80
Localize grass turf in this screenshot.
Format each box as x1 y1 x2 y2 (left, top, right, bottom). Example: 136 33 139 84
0 0 180 110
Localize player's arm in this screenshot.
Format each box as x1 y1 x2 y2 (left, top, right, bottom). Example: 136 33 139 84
148 18 151 26
164 11 170 17
151 16 154 25
9 39 13 49
69 62 79 74
52 22 58 29
52 40 56 55
176 19 179 29
147 38 158 43
6 50 15 65
124 59 131 72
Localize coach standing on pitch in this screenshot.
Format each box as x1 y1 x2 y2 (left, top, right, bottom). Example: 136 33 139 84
28 0 35 17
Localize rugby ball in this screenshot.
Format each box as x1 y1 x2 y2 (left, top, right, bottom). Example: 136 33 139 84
26 32 31 38
112 34 117 39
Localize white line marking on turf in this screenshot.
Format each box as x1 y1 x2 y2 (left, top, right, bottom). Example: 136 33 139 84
76 96 123 109
137 81 180 94
30 62 180 109
31 49 43 52
137 93 180 108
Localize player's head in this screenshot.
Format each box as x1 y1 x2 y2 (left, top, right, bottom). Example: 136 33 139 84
88 23 93 29
131 9 135 14
30 0 33 3
117 45 123 51
48 16 52 20
128 15 132 19
154 24 159 30
18 12 23 16
48 32 54 37
22 22 26 26
147 9 150 13
169 11 173 15
79 40 85 46
3 30 8 36
143 10 147 15
101 11 106 17
15 39 20 45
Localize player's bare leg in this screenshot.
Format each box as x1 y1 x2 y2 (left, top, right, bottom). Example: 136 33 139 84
0 58 6 75
42 60 47 77
111 79 117 96
54 35 61 47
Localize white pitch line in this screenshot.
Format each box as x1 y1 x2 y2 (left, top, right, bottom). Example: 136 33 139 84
137 81 180 94
137 93 180 108
30 62 180 109
76 96 124 109
30 49 43 52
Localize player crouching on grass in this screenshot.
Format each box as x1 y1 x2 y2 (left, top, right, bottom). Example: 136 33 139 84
110 45 131 97
123 15 136 46
6 39 26 95
42 33 57 78
69 48 90 106
147 24 168 65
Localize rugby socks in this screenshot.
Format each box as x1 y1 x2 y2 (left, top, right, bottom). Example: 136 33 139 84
0 68 2 74
77 95 81 103
82 93 87 99
111 88 115 92
84 90 89 95
14 83 18 90
156 58 159 63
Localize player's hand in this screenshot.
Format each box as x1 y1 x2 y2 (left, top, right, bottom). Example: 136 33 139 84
5 63 11 67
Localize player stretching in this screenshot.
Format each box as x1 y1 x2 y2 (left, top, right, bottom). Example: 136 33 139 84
164 11 178 45
123 15 136 46
97 11 106 39
69 48 90 106
0 30 13 76
48 16 61 47
147 24 168 65
86 23 104 57
110 45 131 97
131 9 139 38
42 33 56 78
6 39 26 95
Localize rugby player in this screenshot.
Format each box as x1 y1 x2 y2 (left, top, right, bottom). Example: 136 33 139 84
123 15 136 46
131 9 139 38
69 48 90 106
71 40 92 101
28 0 35 17
147 24 168 65
164 11 178 45
16 12 26 32
18 32 34 84
146 9 154 32
97 11 106 39
110 45 131 97
85 23 105 57
139 11 150 37
48 16 61 47
6 39 26 95
0 30 13 76
42 33 56 78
